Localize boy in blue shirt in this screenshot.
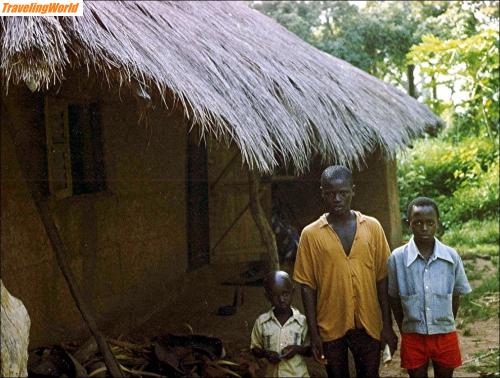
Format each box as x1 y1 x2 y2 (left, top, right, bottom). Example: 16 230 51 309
388 197 471 378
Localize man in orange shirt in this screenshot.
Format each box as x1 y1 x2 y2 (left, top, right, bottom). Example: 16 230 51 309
293 165 398 378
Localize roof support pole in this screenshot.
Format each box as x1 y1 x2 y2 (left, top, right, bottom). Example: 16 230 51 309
248 170 279 271
2 101 125 378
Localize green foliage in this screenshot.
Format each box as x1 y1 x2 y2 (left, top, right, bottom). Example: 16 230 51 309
251 1 439 84
459 271 499 322
398 137 499 228
462 261 482 281
465 347 499 376
398 7 499 249
442 219 499 257
251 1 498 94
448 160 499 223
408 28 500 138
249 1 323 45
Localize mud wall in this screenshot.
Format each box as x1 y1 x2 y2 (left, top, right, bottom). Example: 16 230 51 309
352 152 403 249
1 78 188 346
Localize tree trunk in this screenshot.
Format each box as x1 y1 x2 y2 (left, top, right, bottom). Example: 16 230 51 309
431 74 437 100
407 64 416 98
1 280 30 378
248 170 279 271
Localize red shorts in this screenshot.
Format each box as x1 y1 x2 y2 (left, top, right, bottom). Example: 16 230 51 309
401 332 462 369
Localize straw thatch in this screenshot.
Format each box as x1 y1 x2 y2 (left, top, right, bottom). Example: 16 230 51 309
0 1 442 173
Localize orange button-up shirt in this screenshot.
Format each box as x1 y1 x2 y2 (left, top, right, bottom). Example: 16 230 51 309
293 211 390 342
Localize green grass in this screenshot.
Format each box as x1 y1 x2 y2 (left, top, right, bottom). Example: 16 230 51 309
463 261 483 281
465 347 500 376
492 255 498 268
459 271 499 323
453 243 499 258
462 327 473 337
441 219 499 258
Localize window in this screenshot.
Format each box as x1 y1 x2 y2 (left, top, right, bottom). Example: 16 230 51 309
45 96 105 198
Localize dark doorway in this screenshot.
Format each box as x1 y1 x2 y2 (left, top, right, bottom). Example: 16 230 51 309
187 133 210 270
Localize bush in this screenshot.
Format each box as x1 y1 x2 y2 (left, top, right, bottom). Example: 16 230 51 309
397 136 498 228
447 160 499 223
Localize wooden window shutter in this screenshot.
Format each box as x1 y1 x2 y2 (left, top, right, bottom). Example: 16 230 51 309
45 96 73 198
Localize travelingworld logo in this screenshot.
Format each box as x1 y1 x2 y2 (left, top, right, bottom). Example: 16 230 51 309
1 0 83 16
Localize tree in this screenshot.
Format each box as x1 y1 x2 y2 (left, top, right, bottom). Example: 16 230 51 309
250 1 322 44
408 28 499 139
251 1 442 96
251 1 498 99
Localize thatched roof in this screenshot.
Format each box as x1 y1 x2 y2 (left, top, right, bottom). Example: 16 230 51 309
0 1 441 173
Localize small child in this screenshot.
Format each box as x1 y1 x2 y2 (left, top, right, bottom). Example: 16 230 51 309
388 197 472 378
250 270 310 377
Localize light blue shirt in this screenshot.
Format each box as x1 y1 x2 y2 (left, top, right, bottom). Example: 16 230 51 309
388 237 472 335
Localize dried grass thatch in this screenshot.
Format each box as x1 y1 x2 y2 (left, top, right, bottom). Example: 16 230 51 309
0 1 442 173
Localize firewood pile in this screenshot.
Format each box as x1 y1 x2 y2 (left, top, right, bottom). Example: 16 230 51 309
27 333 265 377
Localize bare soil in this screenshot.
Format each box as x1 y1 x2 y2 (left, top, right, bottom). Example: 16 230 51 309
131 262 499 377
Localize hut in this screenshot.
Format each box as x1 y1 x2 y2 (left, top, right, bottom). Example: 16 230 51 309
0 1 441 346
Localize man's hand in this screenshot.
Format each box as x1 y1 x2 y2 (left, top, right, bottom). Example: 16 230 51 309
265 350 281 364
380 325 398 355
300 284 326 364
310 333 327 365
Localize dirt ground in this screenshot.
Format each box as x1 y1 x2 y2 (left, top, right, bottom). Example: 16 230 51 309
130 261 499 377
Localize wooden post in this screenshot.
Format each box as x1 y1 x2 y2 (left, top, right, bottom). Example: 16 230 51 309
2 101 124 378
248 170 279 271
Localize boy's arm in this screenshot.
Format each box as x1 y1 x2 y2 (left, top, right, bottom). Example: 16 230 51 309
299 345 312 357
251 346 266 358
452 294 460 319
251 347 280 363
280 322 311 359
388 295 404 333
280 345 310 359
250 319 280 364
453 254 471 320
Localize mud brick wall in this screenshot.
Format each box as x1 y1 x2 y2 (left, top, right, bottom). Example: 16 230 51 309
1 77 188 346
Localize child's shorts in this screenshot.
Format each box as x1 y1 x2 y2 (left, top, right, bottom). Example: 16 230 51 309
401 332 462 369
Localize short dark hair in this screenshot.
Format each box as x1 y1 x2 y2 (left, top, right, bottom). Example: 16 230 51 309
407 197 440 220
263 271 292 294
320 165 353 186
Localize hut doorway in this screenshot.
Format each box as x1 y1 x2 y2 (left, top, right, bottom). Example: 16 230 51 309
186 134 210 270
